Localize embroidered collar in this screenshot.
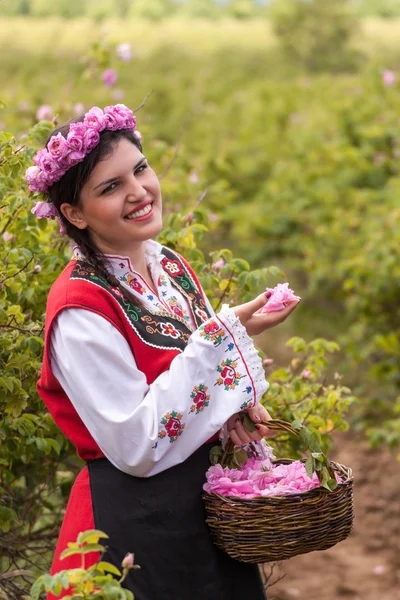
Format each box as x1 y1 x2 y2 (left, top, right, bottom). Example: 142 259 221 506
71 239 163 274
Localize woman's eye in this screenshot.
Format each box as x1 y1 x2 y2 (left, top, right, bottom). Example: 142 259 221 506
135 164 147 175
103 182 118 194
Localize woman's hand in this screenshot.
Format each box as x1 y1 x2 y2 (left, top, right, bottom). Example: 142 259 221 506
233 291 300 337
227 405 276 446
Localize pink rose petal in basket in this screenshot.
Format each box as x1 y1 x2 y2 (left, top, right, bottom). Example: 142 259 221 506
204 457 340 499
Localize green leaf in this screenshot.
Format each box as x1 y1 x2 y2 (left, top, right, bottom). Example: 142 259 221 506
308 431 321 453
241 412 256 432
30 576 45 600
305 456 314 479
60 547 81 560
234 448 249 464
97 561 122 576
35 437 48 452
77 529 109 545
299 428 311 447
327 478 339 491
311 452 324 461
209 445 223 465
81 543 107 554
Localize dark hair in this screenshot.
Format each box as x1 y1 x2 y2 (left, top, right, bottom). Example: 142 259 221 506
46 116 144 303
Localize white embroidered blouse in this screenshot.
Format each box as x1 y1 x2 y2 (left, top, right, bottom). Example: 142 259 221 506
50 240 269 477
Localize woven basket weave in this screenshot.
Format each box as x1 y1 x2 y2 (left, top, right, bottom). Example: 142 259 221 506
203 434 354 563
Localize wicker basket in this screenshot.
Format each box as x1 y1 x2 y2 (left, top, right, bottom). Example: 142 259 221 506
202 425 354 563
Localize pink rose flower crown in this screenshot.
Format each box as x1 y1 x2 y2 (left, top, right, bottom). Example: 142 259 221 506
25 104 137 224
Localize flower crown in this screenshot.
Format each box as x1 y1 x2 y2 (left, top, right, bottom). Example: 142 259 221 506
25 104 137 195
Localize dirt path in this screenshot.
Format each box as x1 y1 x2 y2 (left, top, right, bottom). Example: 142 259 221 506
265 432 400 600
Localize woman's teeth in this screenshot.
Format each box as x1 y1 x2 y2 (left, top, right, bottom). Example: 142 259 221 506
125 204 152 219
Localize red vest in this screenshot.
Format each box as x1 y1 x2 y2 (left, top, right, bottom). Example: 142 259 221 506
37 249 212 462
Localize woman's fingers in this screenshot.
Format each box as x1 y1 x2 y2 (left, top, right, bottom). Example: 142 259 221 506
228 413 263 445
233 294 301 337
233 292 271 322
247 404 271 423
246 405 277 437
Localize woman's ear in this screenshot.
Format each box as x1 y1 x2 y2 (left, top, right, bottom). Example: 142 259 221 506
60 203 88 230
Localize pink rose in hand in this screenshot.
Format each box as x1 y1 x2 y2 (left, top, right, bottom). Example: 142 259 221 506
261 283 301 313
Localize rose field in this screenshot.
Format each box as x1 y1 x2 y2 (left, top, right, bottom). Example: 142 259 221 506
1 2 400 598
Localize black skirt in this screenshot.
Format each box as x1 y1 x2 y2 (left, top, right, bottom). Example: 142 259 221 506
87 442 267 600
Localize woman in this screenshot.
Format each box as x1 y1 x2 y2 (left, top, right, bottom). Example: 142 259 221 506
26 104 299 599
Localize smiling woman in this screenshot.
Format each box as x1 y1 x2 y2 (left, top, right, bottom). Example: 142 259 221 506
59 138 163 274
25 104 300 600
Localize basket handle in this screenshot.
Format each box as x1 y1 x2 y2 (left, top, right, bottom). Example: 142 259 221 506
222 417 299 462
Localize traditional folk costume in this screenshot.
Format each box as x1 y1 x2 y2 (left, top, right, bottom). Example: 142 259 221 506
37 239 268 600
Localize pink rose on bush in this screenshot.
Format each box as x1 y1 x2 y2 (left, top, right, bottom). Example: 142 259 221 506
261 283 301 313
116 43 132 62
383 69 395 87
112 88 125 102
212 259 225 269
102 68 118 88
36 104 53 121
122 552 135 569
73 102 85 116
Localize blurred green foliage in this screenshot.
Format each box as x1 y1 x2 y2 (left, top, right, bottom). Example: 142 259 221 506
2 0 400 20
270 0 362 72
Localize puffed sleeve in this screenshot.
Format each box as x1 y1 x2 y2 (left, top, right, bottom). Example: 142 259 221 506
50 305 268 477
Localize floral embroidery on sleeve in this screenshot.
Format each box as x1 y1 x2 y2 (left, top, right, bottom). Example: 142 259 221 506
216 358 243 390
199 320 226 347
159 411 185 443
240 386 255 410
189 384 210 414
